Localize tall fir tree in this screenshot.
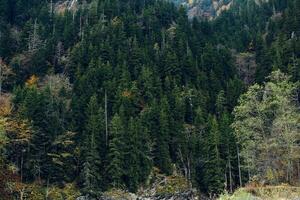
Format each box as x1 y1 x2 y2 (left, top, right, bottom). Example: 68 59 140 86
203 115 224 195
107 114 125 188
81 95 104 196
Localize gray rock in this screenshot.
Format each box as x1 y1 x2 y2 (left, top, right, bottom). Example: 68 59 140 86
76 196 89 200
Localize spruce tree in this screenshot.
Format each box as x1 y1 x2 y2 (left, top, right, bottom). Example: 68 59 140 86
156 97 172 175
107 114 124 188
124 118 140 192
219 112 237 192
81 95 103 196
203 115 224 195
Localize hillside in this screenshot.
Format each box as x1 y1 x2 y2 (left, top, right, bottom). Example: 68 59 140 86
0 0 299 199
172 0 233 19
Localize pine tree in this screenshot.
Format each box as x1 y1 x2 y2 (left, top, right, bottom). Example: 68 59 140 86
215 90 227 116
203 115 224 195
124 117 152 191
156 97 172 175
107 114 124 188
219 112 237 192
135 118 152 185
81 95 104 196
1 0 299 195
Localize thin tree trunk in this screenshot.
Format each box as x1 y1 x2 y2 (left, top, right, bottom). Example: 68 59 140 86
50 0 53 16
297 161 300 183
79 14 82 39
20 187 25 200
237 145 242 187
286 164 289 183
105 90 108 146
225 168 228 191
178 148 188 179
187 154 192 188
248 163 251 181
45 178 49 200
229 156 233 193
21 151 24 183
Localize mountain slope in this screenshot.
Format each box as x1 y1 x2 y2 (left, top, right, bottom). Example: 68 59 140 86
172 0 280 19
0 0 299 199
180 0 233 19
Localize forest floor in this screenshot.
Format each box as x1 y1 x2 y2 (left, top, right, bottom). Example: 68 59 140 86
218 185 300 200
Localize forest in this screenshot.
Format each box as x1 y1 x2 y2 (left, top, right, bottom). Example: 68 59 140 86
0 0 299 199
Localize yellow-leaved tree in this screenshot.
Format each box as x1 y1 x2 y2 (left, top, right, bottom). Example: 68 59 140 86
232 70 300 185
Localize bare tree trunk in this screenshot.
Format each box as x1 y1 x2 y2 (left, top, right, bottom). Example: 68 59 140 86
32 19 38 51
237 145 242 187
187 155 191 188
287 159 292 183
50 0 53 15
297 161 300 183
28 18 41 52
248 163 251 181
79 14 82 40
45 178 49 200
105 90 108 146
224 167 228 191
38 166 41 184
19 187 25 200
178 148 188 179
228 156 233 193
21 151 24 183
286 164 289 183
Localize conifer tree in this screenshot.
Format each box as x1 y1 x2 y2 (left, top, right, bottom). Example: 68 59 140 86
81 95 103 196
156 97 172 175
107 114 124 188
219 112 237 192
124 118 140 192
203 115 224 194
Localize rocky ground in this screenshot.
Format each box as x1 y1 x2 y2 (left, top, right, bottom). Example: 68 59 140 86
76 190 208 200
76 168 210 200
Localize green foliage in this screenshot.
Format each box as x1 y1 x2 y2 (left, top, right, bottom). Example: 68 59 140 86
203 116 224 194
218 189 256 200
0 118 8 154
219 186 300 200
232 70 300 184
81 95 104 196
107 114 125 188
0 0 299 196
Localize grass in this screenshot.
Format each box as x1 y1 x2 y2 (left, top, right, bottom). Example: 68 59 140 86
219 185 300 200
218 189 257 200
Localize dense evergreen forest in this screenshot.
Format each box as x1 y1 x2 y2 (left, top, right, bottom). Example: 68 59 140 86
0 0 299 199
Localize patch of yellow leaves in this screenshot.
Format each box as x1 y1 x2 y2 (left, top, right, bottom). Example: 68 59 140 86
25 75 39 87
122 90 132 98
0 94 12 116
